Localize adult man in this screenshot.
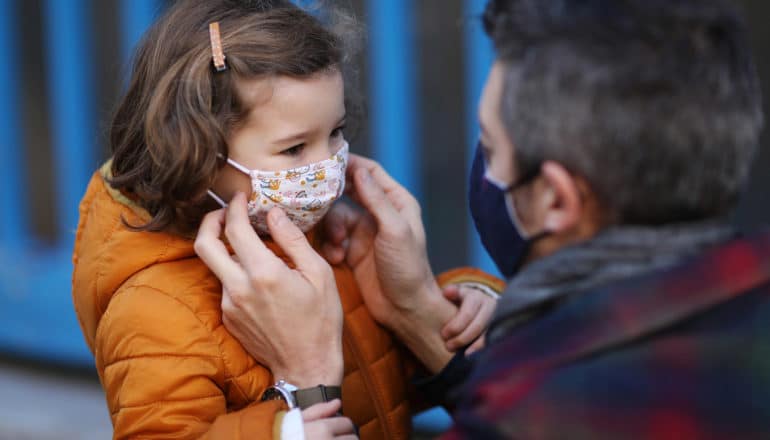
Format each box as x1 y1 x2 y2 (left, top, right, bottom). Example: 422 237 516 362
196 0 770 437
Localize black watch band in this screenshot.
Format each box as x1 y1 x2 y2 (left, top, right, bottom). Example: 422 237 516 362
292 385 342 410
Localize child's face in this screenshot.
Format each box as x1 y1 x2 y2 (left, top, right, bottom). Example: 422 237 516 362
212 69 346 203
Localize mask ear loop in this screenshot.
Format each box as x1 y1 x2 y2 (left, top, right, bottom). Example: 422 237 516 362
504 162 547 241
225 157 252 175
207 190 228 208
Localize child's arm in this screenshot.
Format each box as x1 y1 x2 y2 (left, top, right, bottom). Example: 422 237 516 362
95 285 285 439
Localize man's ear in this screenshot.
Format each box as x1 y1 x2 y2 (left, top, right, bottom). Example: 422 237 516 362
539 161 583 234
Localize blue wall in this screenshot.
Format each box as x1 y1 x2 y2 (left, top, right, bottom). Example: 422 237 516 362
0 0 162 366
0 0 497 368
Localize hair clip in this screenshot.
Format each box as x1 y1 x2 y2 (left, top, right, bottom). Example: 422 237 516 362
209 22 227 72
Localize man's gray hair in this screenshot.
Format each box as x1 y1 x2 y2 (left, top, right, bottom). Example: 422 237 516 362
487 0 764 224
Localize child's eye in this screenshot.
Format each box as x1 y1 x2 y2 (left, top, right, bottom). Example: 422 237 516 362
331 125 346 139
281 144 305 156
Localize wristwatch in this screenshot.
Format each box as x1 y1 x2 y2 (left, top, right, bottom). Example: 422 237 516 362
261 380 343 410
261 380 299 409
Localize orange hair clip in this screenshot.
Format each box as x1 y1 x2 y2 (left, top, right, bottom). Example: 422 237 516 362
209 22 227 72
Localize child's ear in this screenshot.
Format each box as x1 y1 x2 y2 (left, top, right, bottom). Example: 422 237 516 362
539 161 583 234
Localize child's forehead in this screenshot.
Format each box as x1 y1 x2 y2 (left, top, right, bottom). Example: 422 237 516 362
233 71 346 140
235 69 343 107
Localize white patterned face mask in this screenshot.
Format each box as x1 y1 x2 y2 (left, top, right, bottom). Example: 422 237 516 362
208 143 348 234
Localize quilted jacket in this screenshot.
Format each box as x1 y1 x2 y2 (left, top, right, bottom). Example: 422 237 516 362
72 166 504 439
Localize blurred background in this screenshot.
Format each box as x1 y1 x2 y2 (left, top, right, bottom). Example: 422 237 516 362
0 0 768 438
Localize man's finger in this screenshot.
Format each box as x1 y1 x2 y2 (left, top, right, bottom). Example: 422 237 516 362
267 208 326 274
195 208 243 282
352 168 406 235
348 154 421 217
347 154 424 242
347 154 404 196
224 192 281 274
302 399 342 422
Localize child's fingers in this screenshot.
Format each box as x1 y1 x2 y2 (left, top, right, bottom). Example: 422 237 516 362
442 284 462 303
441 295 482 341
467 334 486 355
473 295 497 329
302 399 342 422
446 311 489 351
447 295 497 351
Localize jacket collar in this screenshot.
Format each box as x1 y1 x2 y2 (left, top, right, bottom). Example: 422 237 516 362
477 230 770 380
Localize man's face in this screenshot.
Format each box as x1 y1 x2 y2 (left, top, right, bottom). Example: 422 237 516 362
478 61 543 236
478 62 517 188
477 61 605 264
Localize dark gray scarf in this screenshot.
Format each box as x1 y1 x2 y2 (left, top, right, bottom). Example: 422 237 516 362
488 220 735 342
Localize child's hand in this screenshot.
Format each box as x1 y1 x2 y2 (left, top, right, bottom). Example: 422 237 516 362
440 284 498 354
302 400 357 439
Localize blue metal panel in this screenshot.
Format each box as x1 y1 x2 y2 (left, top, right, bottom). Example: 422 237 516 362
366 0 421 200
0 0 98 366
464 0 499 277
0 0 28 248
120 0 161 63
0 0 166 368
0 246 94 366
43 0 97 242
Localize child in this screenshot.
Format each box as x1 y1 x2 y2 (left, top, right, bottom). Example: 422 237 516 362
71 1 503 438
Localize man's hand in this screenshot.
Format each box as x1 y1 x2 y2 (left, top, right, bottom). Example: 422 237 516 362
343 155 439 319
195 193 344 387
326 154 459 373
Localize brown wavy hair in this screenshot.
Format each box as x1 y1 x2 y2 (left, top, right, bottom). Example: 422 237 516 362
108 0 357 234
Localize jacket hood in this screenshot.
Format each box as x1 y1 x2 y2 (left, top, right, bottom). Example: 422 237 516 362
72 164 200 352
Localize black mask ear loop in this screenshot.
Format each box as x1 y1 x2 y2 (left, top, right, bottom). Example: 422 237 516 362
504 163 551 272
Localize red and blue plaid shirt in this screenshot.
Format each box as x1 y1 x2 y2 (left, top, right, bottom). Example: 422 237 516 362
442 230 770 439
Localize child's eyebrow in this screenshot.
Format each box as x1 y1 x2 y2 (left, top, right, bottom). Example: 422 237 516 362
273 130 311 146
272 114 347 145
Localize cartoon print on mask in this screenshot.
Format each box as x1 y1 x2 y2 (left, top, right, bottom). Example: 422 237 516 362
260 178 281 191
208 143 350 235
302 199 325 212
306 169 326 183
285 166 311 183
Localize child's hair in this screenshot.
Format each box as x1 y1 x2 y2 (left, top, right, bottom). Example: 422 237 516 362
108 0 358 234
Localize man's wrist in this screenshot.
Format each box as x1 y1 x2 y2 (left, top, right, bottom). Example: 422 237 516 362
388 282 456 373
273 356 344 388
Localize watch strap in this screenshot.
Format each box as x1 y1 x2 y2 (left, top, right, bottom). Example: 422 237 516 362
292 385 342 410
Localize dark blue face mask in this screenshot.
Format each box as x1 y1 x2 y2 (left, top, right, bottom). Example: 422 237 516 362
468 143 542 279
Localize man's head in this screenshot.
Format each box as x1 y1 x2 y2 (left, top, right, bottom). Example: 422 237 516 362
479 0 763 262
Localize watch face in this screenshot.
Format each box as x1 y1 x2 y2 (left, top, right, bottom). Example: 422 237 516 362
261 388 283 402
261 385 297 409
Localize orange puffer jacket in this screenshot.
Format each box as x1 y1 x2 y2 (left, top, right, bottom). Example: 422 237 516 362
72 167 504 439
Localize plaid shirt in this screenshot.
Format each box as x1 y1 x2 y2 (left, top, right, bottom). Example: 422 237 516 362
442 231 770 440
